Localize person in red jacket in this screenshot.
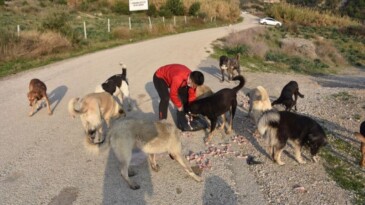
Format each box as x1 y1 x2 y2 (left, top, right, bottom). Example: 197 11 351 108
153 64 204 120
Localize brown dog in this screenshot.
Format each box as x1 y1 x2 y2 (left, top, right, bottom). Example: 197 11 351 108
354 121 365 168
27 78 52 116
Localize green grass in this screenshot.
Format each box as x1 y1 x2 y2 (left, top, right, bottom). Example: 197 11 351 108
331 91 356 102
320 134 365 204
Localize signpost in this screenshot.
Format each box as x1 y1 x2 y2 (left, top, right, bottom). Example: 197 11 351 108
129 0 148 11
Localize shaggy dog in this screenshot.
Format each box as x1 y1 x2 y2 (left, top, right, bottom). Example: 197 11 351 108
272 81 304 111
195 85 214 100
184 75 246 142
219 54 241 82
107 118 202 190
257 110 327 165
247 86 272 124
68 92 125 144
27 78 52 116
354 121 365 167
95 63 132 111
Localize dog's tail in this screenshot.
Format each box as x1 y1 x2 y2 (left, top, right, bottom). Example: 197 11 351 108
119 62 128 82
232 75 246 93
257 109 280 137
354 132 365 143
68 97 87 118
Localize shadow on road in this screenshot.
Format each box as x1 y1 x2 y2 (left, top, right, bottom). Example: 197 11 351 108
203 175 237 205
48 85 68 113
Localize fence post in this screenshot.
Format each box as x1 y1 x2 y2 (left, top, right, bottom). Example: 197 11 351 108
184 16 187 24
108 18 110 32
83 21 87 39
129 17 131 30
162 16 165 27
148 16 152 30
17 25 20 37
174 16 176 26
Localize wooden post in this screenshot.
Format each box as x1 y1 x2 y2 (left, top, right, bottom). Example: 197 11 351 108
163 16 165 27
184 16 187 24
129 17 131 30
108 18 110 32
17 25 20 37
148 16 152 30
174 16 176 26
83 21 87 39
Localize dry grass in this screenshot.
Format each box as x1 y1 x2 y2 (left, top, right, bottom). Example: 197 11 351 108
314 37 347 66
149 0 241 21
267 3 359 27
0 31 71 61
224 27 269 58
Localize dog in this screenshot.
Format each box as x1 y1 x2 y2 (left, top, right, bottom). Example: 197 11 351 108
95 63 132 111
184 75 246 143
247 86 272 124
27 78 52 116
219 54 241 82
257 109 327 165
272 81 304 111
354 121 365 167
195 85 214 100
68 92 125 144
107 118 202 190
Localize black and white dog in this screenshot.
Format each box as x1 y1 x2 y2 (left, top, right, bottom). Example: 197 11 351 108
219 54 241 82
272 81 304 111
95 63 132 111
257 109 327 165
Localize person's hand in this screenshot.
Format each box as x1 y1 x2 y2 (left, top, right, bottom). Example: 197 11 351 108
177 106 183 112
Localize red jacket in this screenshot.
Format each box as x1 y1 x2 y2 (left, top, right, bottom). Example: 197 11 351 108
155 64 197 108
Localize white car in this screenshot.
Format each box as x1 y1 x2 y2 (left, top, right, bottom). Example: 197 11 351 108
259 17 282 27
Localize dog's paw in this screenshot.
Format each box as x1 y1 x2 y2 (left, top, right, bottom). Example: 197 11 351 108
151 164 160 172
297 159 306 164
29 112 34 117
48 111 53 115
129 183 140 190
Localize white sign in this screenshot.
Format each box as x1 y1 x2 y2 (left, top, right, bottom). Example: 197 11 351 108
129 0 148 11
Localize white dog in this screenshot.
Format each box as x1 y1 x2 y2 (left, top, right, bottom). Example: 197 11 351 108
95 63 132 111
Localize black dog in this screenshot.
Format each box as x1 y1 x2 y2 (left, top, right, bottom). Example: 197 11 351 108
258 109 328 165
219 54 241 82
272 81 304 111
95 63 132 111
184 75 245 143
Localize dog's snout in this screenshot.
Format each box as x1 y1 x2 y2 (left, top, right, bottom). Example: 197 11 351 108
88 129 96 138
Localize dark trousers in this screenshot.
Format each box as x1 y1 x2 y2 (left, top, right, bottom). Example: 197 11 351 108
153 73 170 120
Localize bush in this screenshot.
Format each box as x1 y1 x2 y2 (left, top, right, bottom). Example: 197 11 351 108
0 0 5 6
146 4 158 17
188 2 200 16
165 0 185 16
112 1 130 15
159 6 173 18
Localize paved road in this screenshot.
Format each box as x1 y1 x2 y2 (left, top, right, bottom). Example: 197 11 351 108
0 13 267 205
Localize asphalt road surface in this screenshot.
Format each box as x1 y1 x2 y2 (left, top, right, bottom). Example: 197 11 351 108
0 13 267 205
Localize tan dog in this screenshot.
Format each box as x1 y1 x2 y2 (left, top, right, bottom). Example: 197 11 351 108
247 86 272 124
107 118 202 190
354 121 365 167
196 85 213 100
27 78 52 116
68 92 125 144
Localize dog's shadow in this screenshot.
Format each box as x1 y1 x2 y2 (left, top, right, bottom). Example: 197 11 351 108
200 65 223 82
203 176 237 204
48 85 68 113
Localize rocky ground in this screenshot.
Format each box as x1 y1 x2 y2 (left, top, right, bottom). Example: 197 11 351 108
181 64 365 205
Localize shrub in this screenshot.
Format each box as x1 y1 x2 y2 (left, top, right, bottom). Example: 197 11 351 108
165 0 185 16
0 0 5 6
188 2 200 16
147 4 158 17
159 6 173 18
112 1 130 15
